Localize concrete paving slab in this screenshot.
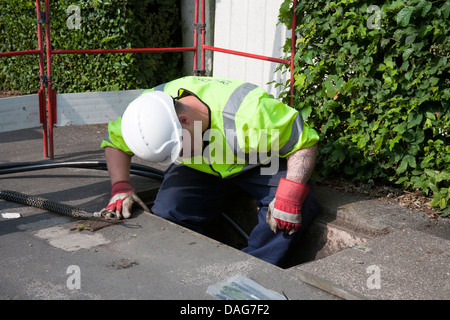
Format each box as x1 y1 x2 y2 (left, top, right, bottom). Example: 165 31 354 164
314 186 450 241
296 229 450 300
0 126 337 300
285 184 450 267
1 124 449 300
0 201 337 300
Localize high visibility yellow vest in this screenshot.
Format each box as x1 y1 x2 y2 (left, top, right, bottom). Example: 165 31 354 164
102 76 319 178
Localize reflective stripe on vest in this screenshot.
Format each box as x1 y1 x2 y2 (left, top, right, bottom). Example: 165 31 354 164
222 82 258 158
150 77 305 177
222 82 303 159
279 113 303 156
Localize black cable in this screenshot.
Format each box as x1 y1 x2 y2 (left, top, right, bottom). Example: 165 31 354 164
221 212 250 242
0 160 165 180
0 160 249 241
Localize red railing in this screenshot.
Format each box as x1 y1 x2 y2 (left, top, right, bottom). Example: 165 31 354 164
0 1 49 157
1 0 297 159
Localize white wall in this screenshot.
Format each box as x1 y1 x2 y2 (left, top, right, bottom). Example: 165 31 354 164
212 0 289 99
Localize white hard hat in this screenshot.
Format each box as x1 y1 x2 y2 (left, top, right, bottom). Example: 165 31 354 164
121 91 182 165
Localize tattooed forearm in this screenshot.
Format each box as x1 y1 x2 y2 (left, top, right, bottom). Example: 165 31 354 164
285 143 318 184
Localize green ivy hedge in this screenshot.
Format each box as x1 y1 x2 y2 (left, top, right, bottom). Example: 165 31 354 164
0 0 183 94
278 0 449 215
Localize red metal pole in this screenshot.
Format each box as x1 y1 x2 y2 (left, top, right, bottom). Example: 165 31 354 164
203 45 290 65
193 0 199 73
51 47 194 55
0 50 41 57
44 0 54 159
289 0 297 107
36 0 48 158
200 0 206 73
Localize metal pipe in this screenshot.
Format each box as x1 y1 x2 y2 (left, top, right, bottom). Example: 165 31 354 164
193 0 199 73
0 50 41 57
290 0 297 107
36 0 49 158
0 1 50 158
203 45 290 65
51 47 195 55
44 0 54 159
201 0 206 72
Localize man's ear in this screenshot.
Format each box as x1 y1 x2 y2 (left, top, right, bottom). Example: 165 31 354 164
178 114 190 127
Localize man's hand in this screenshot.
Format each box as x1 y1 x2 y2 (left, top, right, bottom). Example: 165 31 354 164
266 178 310 235
266 145 317 235
94 181 150 220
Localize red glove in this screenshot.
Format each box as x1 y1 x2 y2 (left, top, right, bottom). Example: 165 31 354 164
106 181 135 212
94 181 149 219
266 178 310 235
111 181 135 195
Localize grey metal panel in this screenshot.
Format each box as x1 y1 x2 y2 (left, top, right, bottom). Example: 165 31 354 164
0 95 40 133
56 89 145 126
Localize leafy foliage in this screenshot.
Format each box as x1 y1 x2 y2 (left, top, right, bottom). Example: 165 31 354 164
0 0 183 94
278 0 449 215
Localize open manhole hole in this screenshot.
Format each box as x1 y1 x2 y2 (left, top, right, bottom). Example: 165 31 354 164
138 186 368 268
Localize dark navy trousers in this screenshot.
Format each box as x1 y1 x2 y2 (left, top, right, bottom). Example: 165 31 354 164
151 159 319 266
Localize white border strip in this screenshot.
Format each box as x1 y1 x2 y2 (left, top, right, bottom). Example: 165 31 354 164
0 94 40 133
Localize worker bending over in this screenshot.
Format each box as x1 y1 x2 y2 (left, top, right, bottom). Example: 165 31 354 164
98 76 319 267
